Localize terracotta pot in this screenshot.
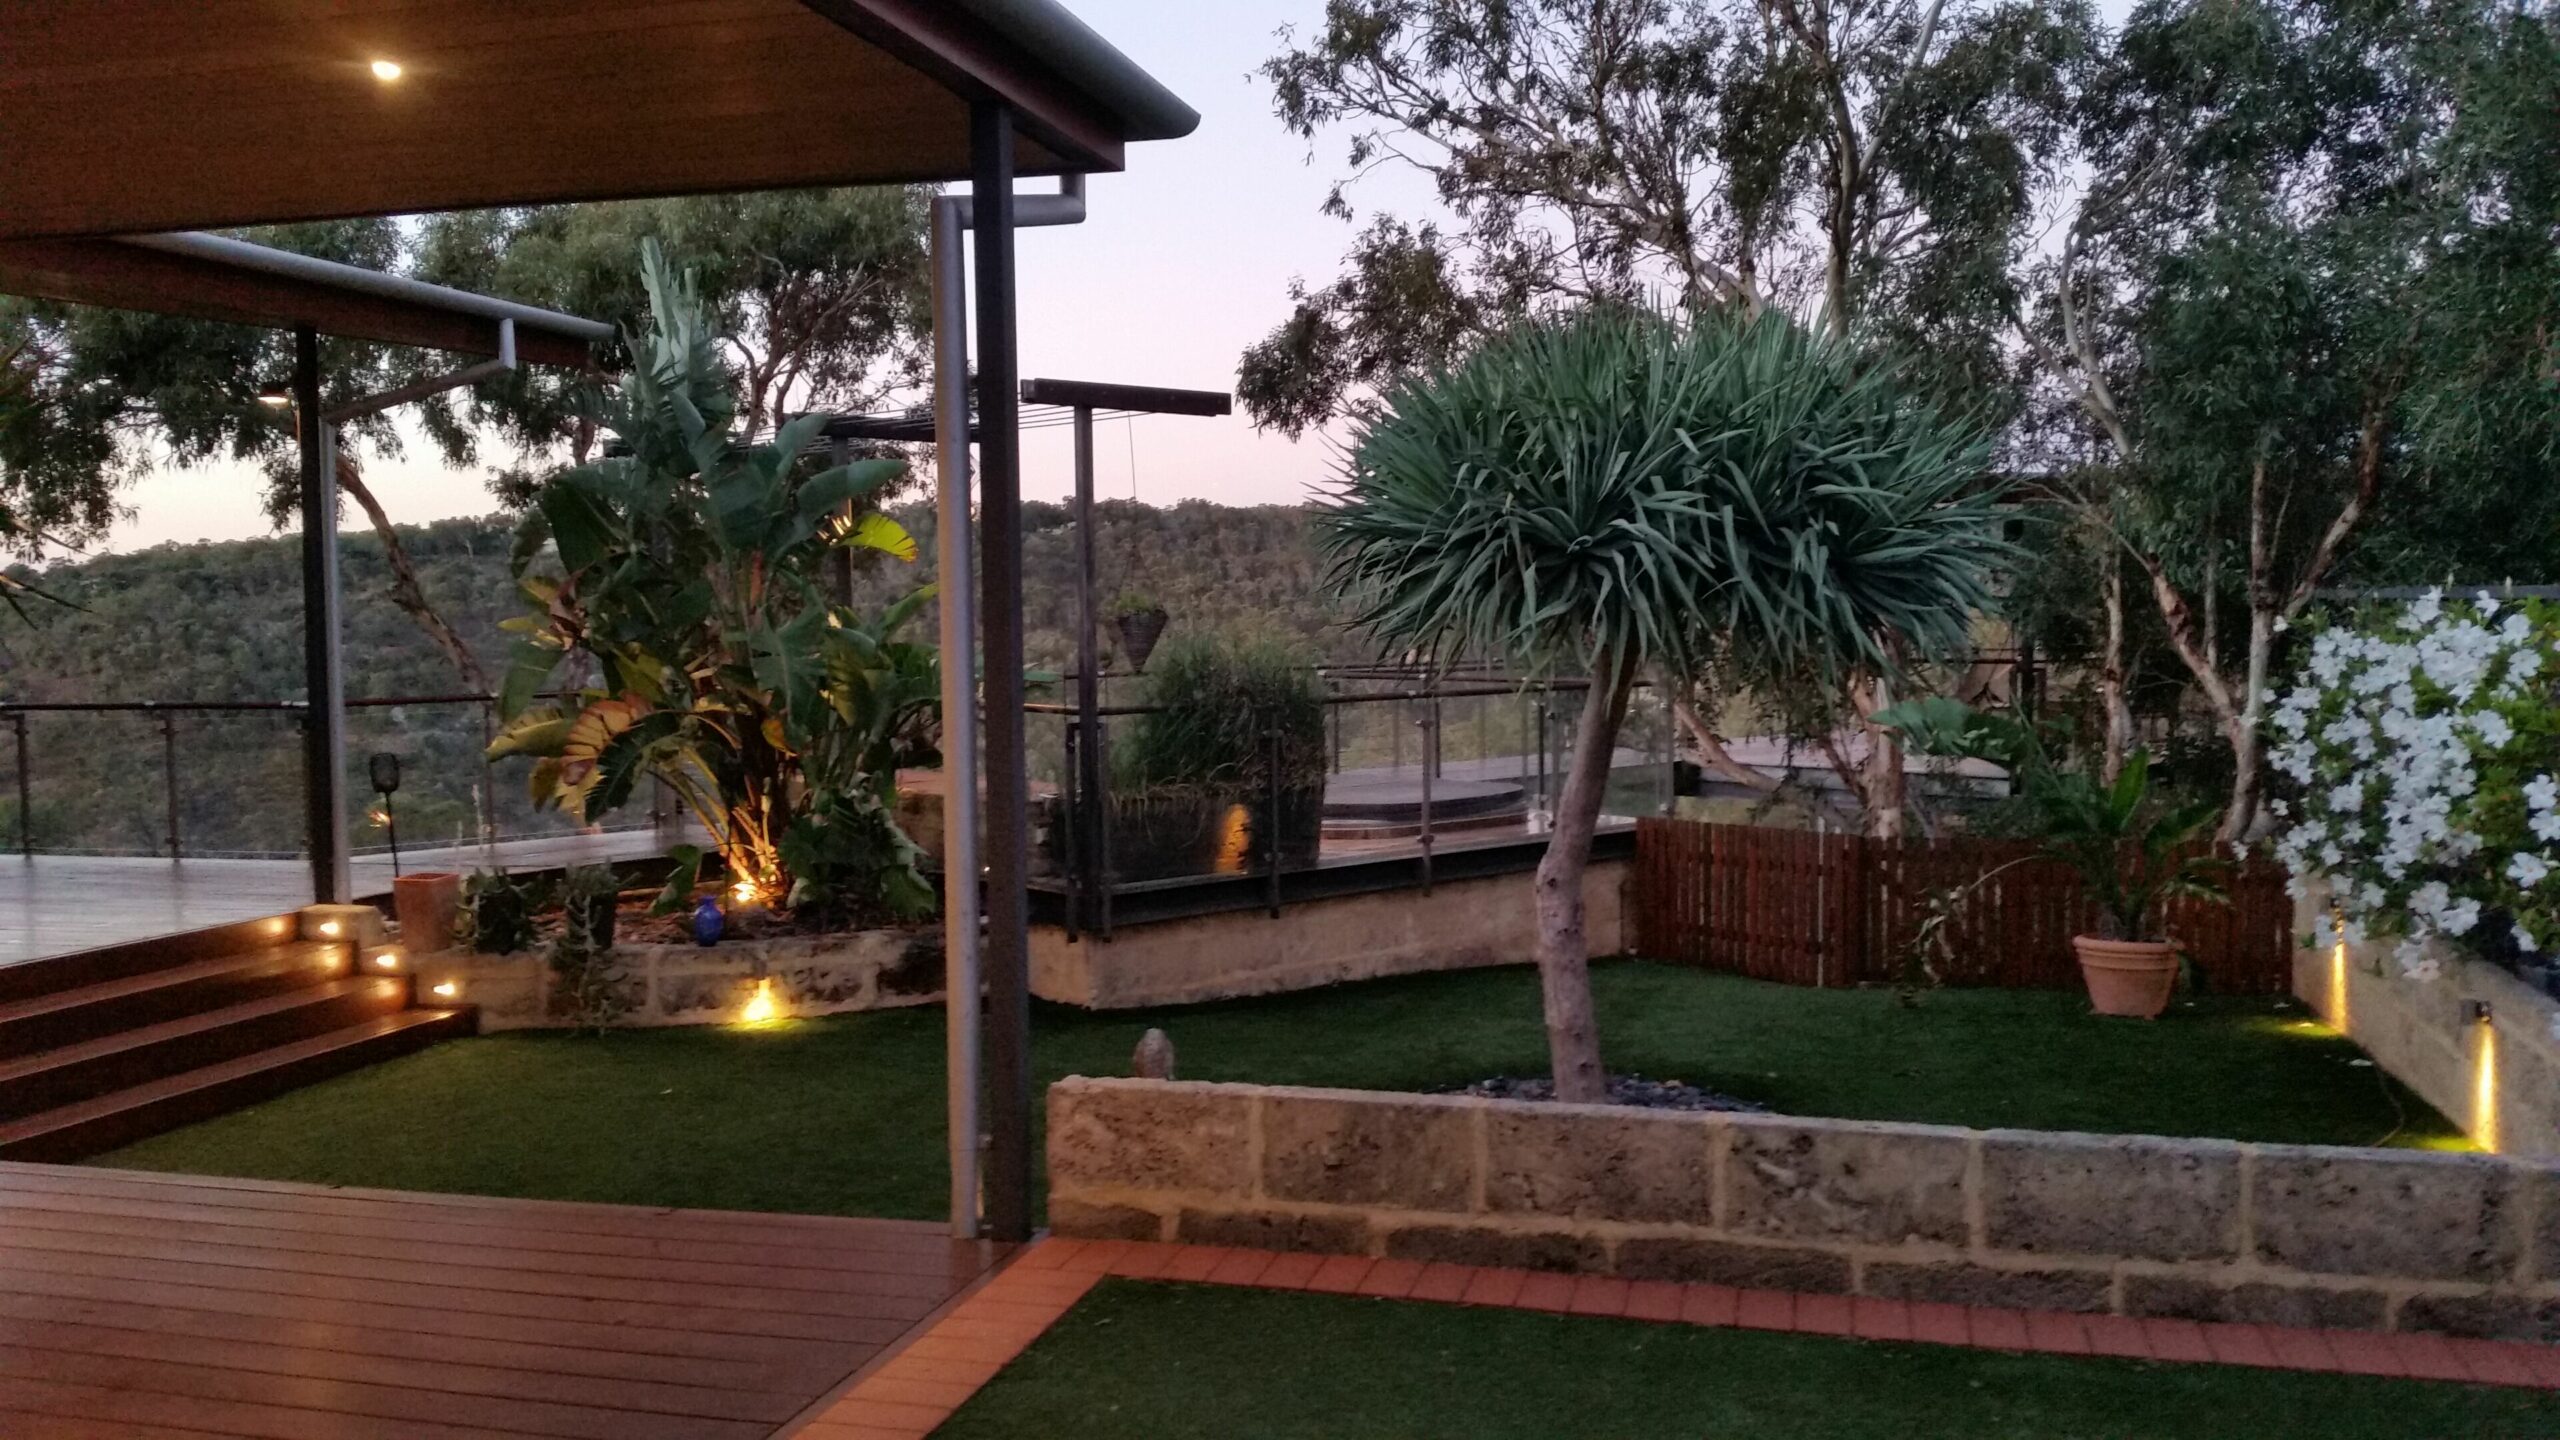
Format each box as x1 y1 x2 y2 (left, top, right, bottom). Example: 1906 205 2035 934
394 871 464 955
2072 935 2180 1018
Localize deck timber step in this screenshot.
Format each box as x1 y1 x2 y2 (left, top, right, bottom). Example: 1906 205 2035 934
0 975 410 1122
0 1007 475 1161
0 941 347 1056
0 913 303 1008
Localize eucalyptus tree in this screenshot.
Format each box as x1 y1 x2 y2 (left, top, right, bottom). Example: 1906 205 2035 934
1327 307 2005 1098
2022 0 2560 841
1243 0 2094 433
1249 0 2090 836
0 220 504 678
411 188 934 496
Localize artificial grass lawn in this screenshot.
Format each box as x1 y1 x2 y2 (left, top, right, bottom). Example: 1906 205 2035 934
937 1280 2560 1440
94 961 2460 1219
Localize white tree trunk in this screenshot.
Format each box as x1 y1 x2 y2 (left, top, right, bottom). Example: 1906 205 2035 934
2221 605 2275 845
2099 545 2134 784
1535 659 1636 1103
1848 673 1906 840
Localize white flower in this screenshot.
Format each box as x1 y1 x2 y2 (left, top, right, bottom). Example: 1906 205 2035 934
2516 921 2540 955
2443 898 2482 936
2270 603 2556 966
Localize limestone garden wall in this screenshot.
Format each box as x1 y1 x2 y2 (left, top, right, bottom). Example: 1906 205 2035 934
413 929 941 1031
1050 1077 2560 1342
2294 887 2560 1159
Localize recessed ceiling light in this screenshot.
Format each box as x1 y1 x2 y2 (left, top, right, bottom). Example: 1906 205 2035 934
370 59 404 82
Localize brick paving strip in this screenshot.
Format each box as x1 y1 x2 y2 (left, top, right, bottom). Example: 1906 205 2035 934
792 1237 2560 1438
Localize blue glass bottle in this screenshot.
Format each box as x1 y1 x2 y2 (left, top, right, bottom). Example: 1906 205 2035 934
691 895 726 946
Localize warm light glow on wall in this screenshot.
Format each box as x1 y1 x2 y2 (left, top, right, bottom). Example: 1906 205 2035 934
430 981 459 1000
2329 942 2351 1033
2475 1024 2501 1154
369 59 404 82
318 921 342 938
740 976 779 1024
373 951 400 971
1212 804 1252 874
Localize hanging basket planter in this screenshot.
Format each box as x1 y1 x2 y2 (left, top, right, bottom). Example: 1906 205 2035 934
1114 605 1170 673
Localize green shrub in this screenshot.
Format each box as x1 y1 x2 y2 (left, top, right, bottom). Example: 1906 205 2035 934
548 865 630 1033
455 869 546 955
1113 630 1326 801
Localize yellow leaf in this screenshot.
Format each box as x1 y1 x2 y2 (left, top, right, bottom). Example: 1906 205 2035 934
843 512 918 563
561 697 652 785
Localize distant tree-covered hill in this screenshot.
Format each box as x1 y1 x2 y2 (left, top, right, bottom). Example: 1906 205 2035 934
0 500 1353 855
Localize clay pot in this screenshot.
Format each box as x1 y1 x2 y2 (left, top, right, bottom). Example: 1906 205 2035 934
393 871 464 955
2072 935 2180 1018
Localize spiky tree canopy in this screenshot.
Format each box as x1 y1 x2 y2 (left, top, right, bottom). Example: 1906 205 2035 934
1323 308 2010 680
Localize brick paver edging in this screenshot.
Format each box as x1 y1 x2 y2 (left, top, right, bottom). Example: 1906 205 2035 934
793 1236 2560 1438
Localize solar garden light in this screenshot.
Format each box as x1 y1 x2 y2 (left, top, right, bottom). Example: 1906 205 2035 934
369 751 402 876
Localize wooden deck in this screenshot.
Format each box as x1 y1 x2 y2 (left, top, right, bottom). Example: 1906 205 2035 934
0 829 682 968
0 1162 1007 1439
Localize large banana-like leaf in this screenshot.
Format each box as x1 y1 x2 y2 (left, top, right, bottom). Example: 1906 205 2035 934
799 459 908 527
487 708 573 761
498 638 564 721
539 480 621 574
549 697 658 819
749 608 829 738
560 697 652 776
837 511 919 563
587 708 684 818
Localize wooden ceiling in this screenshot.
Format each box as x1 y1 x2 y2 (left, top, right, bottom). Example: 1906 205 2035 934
0 0 1163 242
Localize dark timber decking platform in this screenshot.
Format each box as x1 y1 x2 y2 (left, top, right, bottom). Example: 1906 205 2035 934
0 1162 1007 1438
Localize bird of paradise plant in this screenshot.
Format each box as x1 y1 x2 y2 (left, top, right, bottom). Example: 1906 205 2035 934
489 241 940 920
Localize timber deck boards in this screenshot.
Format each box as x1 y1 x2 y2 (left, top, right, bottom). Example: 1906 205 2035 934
0 1162 1004 1438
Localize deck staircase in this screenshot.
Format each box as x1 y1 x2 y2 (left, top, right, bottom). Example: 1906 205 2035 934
0 913 473 1161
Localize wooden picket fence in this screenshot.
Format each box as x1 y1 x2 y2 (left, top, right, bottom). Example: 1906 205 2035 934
1629 817 2297 994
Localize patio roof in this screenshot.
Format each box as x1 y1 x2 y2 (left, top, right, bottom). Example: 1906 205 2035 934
0 0 1199 242
0 232 611 366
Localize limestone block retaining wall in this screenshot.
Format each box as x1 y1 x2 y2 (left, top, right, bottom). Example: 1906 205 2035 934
1031 858 1626 1009
417 929 941 1030
1049 1077 2560 1342
2291 889 2560 1158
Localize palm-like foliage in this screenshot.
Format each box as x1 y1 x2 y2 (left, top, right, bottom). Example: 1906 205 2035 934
2031 752 2230 943
1324 308 2004 680
1326 306 2007 1097
489 241 939 919
1874 697 2231 942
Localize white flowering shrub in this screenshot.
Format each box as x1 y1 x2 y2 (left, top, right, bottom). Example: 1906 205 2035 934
2269 590 2560 982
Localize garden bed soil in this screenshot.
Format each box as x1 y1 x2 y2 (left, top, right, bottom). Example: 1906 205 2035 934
491 889 911 951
